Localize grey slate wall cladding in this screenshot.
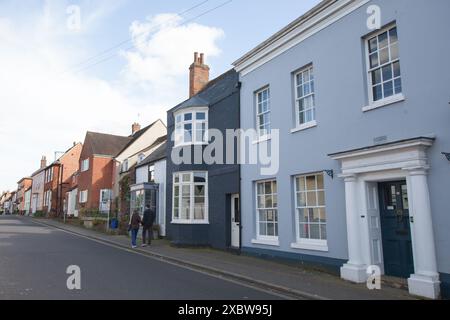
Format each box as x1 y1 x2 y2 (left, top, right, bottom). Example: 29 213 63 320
238 0 450 297
166 70 240 249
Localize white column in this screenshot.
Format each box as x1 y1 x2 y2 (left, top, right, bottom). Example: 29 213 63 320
405 167 440 299
341 174 367 283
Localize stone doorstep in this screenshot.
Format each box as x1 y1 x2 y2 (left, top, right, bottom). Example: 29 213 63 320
381 276 409 290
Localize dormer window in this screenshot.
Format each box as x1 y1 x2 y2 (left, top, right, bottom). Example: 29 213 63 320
138 153 146 164
122 159 129 173
174 108 208 147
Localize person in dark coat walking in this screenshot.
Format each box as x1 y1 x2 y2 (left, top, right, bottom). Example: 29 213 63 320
129 210 142 249
142 205 155 247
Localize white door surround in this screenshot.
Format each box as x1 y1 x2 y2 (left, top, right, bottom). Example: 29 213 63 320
330 137 440 299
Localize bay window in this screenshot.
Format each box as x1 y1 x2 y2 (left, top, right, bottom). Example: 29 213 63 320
172 172 208 224
174 109 208 146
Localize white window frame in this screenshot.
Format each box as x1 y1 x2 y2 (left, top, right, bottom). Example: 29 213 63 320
174 108 209 147
79 190 88 204
292 173 328 251
81 159 89 172
254 179 279 244
122 159 129 173
364 24 404 111
255 87 271 139
294 65 317 131
149 165 155 183
172 171 209 224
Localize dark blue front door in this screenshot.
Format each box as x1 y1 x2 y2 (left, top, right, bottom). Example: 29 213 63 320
379 181 414 278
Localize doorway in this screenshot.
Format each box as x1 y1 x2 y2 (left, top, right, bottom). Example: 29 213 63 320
378 181 414 278
231 194 240 248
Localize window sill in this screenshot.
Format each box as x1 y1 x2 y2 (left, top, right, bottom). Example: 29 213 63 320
291 242 328 252
251 238 280 247
291 121 317 133
362 94 405 112
171 220 209 225
252 135 272 145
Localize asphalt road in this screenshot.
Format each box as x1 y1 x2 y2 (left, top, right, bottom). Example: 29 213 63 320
0 215 283 300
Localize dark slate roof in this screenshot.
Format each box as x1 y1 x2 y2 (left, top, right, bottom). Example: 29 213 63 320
86 131 132 157
136 141 167 168
170 69 238 113
115 120 165 157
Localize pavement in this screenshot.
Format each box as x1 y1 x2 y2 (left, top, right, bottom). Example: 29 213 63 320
11 215 416 300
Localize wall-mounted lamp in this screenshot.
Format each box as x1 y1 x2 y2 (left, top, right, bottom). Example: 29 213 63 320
324 170 334 179
442 152 450 162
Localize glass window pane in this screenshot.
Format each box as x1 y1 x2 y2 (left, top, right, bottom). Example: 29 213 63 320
307 192 317 207
382 65 392 81
394 78 402 94
298 208 308 223
299 223 309 239
373 84 383 101
297 192 306 207
320 208 327 223
378 31 388 48
393 61 401 78
259 210 267 222
390 43 399 60
272 181 277 193
383 81 394 98
379 47 389 65
296 73 302 86
182 185 190 197
369 37 378 53
267 223 275 236
310 224 320 240
317 174 324 189
194 206 205 220
196 112 206 120
184 113 192 121
318 191 325 206
194 172 206 183
371 69 381 85
265 195 273 208
259 223 267 236
174 208 179 219
389 27 398 43
306 176 316 190
370 53 379 69
182 174 191 182
297 177 306 192
257 183 264 196
265 182 272 194
320 225 327 240
194 185 205 196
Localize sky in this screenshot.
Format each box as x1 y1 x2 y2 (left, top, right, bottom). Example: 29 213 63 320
0 0 321 192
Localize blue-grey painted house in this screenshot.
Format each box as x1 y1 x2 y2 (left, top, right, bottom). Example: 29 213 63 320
166 53 241 250
233 0 450 299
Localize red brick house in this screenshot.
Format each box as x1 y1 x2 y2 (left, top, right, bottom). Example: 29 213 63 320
16 178 32 215
78 132 131 213
43 143 83 217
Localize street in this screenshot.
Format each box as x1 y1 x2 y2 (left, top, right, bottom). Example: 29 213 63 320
0 216 283 300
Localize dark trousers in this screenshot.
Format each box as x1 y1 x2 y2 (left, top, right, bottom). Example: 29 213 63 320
142 225 153 245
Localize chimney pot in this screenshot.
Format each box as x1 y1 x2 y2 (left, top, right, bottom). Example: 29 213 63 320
189 52 210 98
40 156 47 169
132 122 141 135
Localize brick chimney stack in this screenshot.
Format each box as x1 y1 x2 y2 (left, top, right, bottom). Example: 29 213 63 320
40 156 47 169
189 52 210 98
132 123 141 135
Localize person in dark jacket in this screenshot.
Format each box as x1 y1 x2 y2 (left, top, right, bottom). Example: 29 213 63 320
129 210 142 249
142 205 155 246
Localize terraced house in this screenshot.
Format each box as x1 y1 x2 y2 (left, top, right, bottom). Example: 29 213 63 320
166 53 241 249
234 0 450 299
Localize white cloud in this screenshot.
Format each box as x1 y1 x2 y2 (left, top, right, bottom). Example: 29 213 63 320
0 7 224 192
